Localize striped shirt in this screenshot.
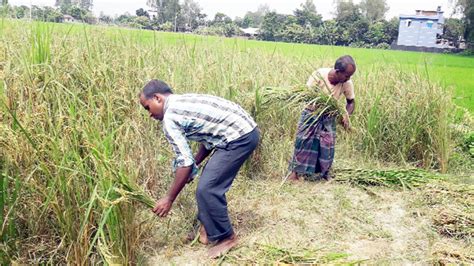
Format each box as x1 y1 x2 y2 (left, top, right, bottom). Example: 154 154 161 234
163 94 257 169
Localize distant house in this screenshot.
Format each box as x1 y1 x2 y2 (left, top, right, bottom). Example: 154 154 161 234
63 15 75 23
240 27 260 38
397 6 445 48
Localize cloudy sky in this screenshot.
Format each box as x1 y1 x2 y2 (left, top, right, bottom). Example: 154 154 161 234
9 0 457 19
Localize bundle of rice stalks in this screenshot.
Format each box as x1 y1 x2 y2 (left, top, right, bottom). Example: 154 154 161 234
113 174 155 209
224 244 354 264
113 185 155 209
262 85 346 120
334 167 442 189
111 166 199 209
422 183 473 240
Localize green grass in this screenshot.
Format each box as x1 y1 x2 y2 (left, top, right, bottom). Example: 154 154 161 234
0 19 473 264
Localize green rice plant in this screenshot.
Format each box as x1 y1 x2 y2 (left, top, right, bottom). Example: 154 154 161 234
0 171 21 264
346 68 457 172
30 22 52 65
334 167 443 189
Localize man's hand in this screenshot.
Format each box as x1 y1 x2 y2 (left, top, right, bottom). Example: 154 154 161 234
341 114 351 130
153 196 173 217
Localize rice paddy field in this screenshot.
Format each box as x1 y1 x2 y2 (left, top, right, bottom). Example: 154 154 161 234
1 19 473 264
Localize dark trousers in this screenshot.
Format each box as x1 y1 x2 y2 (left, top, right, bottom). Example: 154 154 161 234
196 128 260 242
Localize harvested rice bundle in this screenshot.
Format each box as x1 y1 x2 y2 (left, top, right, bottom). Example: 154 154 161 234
262 85 346 121
113 165 199 208
114 183 155 208
334 167 443 189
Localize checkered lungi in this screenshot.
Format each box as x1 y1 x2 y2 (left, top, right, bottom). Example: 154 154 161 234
288 108 336 180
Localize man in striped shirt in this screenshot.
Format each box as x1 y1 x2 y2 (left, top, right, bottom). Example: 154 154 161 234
139 79 259 258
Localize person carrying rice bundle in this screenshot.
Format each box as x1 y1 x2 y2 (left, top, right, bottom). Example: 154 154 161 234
288 55 356 182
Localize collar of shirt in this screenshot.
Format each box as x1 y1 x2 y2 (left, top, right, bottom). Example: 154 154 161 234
163 94 175 115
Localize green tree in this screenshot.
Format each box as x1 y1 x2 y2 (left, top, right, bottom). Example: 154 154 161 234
31 6 63 22
160 21 174 31
179 0 203 30
136 8 149 18
241 4 270 28
116 12 133 24
359 0 389 22
260 12 288 41
333 0 368 45
132 16 151 29
204 12 239 36
443 18 465 47
68 5 87 20
452 0 473 50
98 11 112 23
241 15 252 28
1 4 13 17
212 12 232 25
294 0 322 28
279 23 307 43
147 0 181 26
14 5 29 19
56 0 71 13
314 20 339 45
384 17 399 44
259 12 275 40
334 0 361 23
56 0 92 11
234 16 244 27
76 0 92 10
83 11 96 24
364 21 389 46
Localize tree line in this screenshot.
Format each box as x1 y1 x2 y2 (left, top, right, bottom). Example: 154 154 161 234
1 0 472 51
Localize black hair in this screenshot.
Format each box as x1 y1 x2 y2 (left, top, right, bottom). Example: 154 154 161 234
334 55 356 73
141 79 174 99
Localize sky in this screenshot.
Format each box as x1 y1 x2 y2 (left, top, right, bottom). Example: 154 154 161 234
9 0 457 20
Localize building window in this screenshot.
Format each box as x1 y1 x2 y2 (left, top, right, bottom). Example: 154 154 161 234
427 20 434 28
406 19 412 27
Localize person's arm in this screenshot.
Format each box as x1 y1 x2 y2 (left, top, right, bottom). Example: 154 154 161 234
153 118 194 217
341 81 355 130
346 98 355 115
153 166 192 217
341 98 355 130
194 143 212 166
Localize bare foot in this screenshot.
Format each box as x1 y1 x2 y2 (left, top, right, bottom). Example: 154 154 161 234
287 172 301 182
185 230 196 242
199 225 209 245
208 233 238 259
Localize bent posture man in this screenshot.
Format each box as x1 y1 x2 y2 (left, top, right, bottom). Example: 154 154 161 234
139 79 259 258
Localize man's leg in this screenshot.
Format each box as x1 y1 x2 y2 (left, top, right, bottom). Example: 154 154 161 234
318 119 336 180
288 109 319 180
287 171 300 181
199 224 208 244
195 129 259 257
